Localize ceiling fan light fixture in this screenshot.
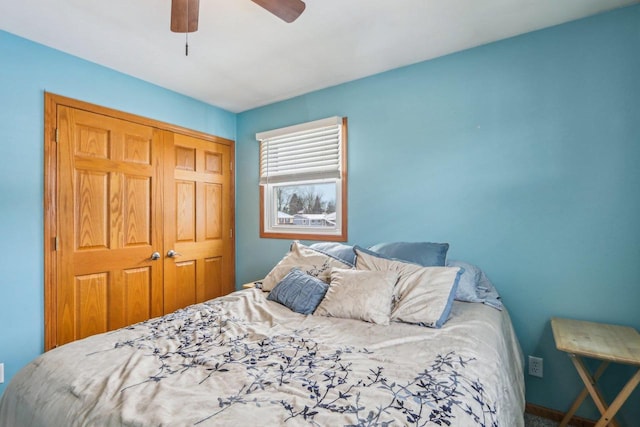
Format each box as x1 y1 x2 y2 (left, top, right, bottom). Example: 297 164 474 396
171 0 199 33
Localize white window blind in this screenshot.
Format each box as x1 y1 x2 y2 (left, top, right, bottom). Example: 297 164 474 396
257 117 343 184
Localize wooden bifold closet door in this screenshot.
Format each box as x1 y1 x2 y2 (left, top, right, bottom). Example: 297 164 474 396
162 133 234 314
45 94 235 350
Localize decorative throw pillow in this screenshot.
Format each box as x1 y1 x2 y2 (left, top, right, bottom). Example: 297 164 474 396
446 260 483 303
309 242 356 265
261 241 353 291
314 268 398 325
368 241 449 267
355 247 461 328
446 260 503 310
267 268 329 315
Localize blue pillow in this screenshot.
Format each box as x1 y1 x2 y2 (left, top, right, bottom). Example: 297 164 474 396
367 241 449 267
446 260 482 303
446 259 503 310
267 268 329 315
308 242 356 265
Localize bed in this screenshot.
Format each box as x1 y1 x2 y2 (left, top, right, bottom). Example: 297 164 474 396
0 242 525 426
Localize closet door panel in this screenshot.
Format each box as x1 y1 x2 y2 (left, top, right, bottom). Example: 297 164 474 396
163 132 234 313
176 180 196 242
56 106 164 346
167 260 196 313
74 273 108 341
201 257 223 303
204 183 222 239
123 175 151 246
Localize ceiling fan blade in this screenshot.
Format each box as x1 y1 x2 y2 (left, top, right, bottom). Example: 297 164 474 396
251 0 306 23
171 0 199 33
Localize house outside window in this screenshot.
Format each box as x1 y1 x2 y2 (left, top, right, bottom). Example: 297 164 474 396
257 116 348 241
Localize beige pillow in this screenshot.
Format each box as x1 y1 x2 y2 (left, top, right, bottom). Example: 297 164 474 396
355 247 461 328
261 241 353 291
314 268 398 325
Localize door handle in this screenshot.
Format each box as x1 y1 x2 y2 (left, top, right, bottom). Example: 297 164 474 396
150 251 161 261
167 249 181 258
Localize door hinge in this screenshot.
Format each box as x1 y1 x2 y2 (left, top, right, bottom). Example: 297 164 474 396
230 229 233 239
54 236 59 251
55 128 59 143
230 161 233 172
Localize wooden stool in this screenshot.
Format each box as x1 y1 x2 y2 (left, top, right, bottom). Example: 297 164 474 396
551 317 640 427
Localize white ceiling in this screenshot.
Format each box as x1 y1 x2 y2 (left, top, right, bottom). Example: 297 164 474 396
1 0 637 112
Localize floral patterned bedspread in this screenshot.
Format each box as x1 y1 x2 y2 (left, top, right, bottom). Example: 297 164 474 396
0 289 524 426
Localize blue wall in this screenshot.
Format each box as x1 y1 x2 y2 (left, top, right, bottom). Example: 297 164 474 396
0 30 236 395
236 6 640 423
2 5 640 422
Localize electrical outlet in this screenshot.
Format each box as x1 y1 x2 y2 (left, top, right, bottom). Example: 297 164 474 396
0 363 4 384
528 356 543 378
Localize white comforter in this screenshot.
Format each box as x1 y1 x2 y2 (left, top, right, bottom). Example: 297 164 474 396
0 289 524 426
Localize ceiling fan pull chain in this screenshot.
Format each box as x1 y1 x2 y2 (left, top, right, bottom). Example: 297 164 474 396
185 0 189 56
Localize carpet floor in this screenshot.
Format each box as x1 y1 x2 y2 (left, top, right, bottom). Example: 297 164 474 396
524 413 571 427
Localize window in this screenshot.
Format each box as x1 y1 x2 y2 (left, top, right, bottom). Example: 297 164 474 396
258 116 347 241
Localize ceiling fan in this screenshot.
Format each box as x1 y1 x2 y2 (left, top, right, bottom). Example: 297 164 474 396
170 0 306 34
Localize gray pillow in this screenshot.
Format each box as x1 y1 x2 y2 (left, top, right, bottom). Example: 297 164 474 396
355 247 461 328
314 268 398 325
368 241 449 267
261 241 353 291
267 268 329 315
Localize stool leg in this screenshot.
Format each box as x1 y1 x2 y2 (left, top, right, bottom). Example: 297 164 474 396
594 368 640 427
560 360 609 427
569 356 620 427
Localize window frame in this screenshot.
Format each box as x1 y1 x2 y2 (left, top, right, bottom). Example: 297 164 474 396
258 117 348 241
